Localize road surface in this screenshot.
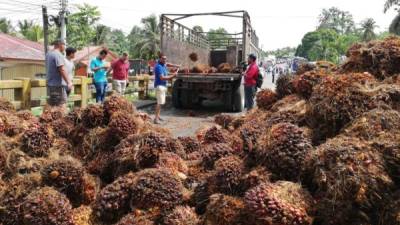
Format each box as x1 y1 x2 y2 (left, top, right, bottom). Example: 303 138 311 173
140 74 276 137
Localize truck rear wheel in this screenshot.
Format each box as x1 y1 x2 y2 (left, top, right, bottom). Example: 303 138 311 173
172 80 182 108
233 85 244 112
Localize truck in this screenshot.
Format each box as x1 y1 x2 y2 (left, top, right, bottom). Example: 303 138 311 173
160 11 261 112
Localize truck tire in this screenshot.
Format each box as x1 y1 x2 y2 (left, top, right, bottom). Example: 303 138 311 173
172 80 182 108
180 89 193 109
233 85 244 112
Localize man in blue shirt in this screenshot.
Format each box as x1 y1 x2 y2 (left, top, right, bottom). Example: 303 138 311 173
90 49 109 103
154 54 176 124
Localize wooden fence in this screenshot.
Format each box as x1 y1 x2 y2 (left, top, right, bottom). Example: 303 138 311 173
0 75 156 110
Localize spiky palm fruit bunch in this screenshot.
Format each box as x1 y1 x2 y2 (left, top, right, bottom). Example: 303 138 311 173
377 134 400 184
108 112 143 141
208 155 245 195
16 110 38 123
214 114 234 129
41 158 85 206
296 63 316 75
276 73 295 98
78 127 110 160
217 63 232 73
203 194 247 225
52 138 73 156
156 152 189 175
51 118 74 138
163 206 200 225
239 166 271 194
342 36 400 80
192 64 211 74
72 206 94 225
307 73 377 143
256 89 278 110
189 52 199 62
292 71 328 98
164 137 186 159
0 111 32 137
302 137 394 223
40 105 65 123
235 122 265 154
202 126 243 153
244 181 314 225
130 168 185 211
381 192 400 225
202 143 236 169
19 187 74 225
68 124 89 147
93 173 136 223
0 174 42 225
103 94 135 122
257 123 313 181
5 149 46 177
0 97 15 112
114 213 154 225
178 136 201 154
81 104 105 128
81 174 100 205
342 109 400 141
65 107 82 125
21 125 54 157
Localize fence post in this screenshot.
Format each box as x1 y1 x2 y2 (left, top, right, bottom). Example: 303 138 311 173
80 76 89 108
138 77 145 100
14 78 31 110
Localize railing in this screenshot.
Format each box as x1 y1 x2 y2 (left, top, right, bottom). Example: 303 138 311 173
0 75 156 110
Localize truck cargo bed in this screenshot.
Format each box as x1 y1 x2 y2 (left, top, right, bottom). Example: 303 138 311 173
176 73 242 82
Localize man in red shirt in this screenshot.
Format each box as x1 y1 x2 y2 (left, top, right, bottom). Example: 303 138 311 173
244 53 259 110
111 52 130 95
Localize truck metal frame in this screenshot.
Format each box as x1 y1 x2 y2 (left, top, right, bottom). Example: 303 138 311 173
160 11 260 112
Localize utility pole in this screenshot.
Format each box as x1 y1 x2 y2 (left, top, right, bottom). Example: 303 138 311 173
42 6 49 55
60 0 67 43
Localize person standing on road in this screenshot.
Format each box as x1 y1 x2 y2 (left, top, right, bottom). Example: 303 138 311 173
90 49 109 103
243 53 259 110
111 52 130 95
46 39 72 108
154 54 177 124
64 47 77 96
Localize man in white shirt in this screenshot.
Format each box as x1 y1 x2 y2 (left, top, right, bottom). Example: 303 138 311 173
64 47 77 96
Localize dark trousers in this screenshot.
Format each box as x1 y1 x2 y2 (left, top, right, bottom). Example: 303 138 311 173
245 85 256 110
95 82 107 103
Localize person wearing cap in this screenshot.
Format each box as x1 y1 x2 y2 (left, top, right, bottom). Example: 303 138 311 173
243 53 259 110
46 39 72 108
153 53 177 124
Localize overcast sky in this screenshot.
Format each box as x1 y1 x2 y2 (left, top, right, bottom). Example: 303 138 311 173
3 0 399 50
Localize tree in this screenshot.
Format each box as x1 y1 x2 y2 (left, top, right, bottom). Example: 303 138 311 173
18 20 43 42
107 29 129 54
318 7 355 35
67 3 101 49
193 25 204 33
0 18 14 34
92 24 111 45
360 18 378 42
384 0 400 13
207 28 230 49
134 14 160 59
127 25 143 59
265 47 297 58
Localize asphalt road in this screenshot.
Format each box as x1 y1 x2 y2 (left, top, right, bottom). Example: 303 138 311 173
140 74 276 137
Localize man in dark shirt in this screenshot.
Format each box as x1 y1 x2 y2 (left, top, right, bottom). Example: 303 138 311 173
153 54 176 124
111 52 130 95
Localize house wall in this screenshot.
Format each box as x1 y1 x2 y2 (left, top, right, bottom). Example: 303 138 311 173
0 63 46 101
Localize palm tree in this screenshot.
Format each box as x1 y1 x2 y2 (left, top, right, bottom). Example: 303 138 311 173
92 24 111 45
360 18 378 41
384 0 400 13
135 14 160 59
18 20 33 37
0 18 14 34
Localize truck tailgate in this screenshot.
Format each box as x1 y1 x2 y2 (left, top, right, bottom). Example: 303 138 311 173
176 73 242 82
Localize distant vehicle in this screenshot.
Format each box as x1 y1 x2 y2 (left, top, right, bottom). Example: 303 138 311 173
161 11 261 112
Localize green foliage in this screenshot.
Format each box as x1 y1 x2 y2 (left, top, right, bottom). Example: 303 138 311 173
318 7 355 35
360 18 378 41
207 27 230 49
107 29 129 54
384 0 400 13
18 20 43 42
92 24 111 45
0 18 14 34
265 47 296 58
66 3 101 49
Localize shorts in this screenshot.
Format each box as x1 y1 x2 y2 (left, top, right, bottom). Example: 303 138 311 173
113 79 127 95
156 85 167 105
47 86 67 106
